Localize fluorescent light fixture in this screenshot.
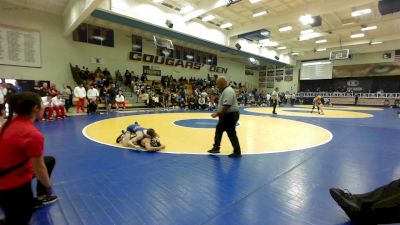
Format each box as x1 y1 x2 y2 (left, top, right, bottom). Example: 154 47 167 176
352 8 371 17
371 41 383 45
186 55 194 59
315 39 327 44
301 29 314 35
253 10 267 17
299 14 314 25
249 0 261 3
316 48 326 52
249 57 256 63
260 31 270 36
279 26 292 32
92 36 105 41
351 33 365 38
153 0 163 3
299 32 321 41
202 15 215 22
292 52 300 55
277 46 287 50
259 39 278 46
303 61 331 66
361 25 377 31
220 23 232 29
180 6 194 14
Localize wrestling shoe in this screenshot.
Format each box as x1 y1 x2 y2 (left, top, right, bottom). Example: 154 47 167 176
208 148 220 154
33 195 58 209
228 153 242 158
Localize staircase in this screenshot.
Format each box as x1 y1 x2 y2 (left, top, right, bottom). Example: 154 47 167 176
116 80 148 109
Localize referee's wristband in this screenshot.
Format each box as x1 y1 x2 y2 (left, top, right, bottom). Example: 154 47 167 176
216 112 222 117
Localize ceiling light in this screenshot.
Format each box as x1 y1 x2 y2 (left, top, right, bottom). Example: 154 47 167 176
263 41 278 47
299 14 314 25
351 33 365 38
371 41 383 45
292 52 300 55
315 39 327 44
153 0 163 3
277 46 287 50
220 23 232 29
253 10 267 17
300 29 314 35
249 0 261 4
352 8 371 17
361 25 377 31
279 26 292 32
303 61 331 66
180 6 194 14
316 48 326 52
259 38 269 44
186 55 194 59
249 57 256 63
202 15 215 22
299 32 321 41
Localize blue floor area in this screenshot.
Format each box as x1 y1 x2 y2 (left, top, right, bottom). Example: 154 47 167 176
23 106 400 225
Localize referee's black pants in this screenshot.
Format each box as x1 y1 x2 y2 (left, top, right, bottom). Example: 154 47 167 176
213 112 241 154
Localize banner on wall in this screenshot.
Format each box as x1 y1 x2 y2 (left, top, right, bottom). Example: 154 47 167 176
129 51 228 74
91 57 104 64
333 63 400 78
0 24 41 68
143 65 161 76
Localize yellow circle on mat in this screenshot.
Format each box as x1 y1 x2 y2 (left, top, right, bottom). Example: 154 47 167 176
244 107 373 118
294 105 383 111
83 113 332 155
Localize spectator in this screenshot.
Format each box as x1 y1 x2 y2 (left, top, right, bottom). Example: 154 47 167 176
86 85 99 114
115 91 126 110
51 94 66 119
48 84 58 97
198 96 207 110
95 67 102 74
124 70 132 85
73 83 86 113
41 96 54 121
14 81 22 93
0 83 7 120
60 84 72 112
32 80 41 95
40 83 49 97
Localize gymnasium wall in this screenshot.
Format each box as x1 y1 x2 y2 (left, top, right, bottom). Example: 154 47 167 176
0 6 257 89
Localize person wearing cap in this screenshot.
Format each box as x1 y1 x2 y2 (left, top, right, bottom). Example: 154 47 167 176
207 76 241 158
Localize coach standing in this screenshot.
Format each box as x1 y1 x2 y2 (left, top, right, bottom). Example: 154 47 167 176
208 76 241 158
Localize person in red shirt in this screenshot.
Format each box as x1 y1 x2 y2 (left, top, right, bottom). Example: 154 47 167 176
0 92 57 225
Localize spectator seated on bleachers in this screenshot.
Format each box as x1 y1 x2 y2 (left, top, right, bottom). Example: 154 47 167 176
198 96 207 110
51 94 66 119
41 96 54 121
115 91 126 110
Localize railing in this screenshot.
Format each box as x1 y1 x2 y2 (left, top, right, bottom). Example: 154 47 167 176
297 92 400 99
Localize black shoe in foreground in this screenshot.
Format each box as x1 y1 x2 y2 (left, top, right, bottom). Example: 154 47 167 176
34 195 58 209
228 153 242 158
329 188 362 222
208 148 220 154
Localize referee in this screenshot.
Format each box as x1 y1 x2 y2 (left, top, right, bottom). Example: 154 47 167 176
208 76 241 158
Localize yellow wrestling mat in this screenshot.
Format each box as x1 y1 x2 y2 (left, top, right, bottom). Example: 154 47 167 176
83 113 332 155
244 107 374 118
294 105 384 111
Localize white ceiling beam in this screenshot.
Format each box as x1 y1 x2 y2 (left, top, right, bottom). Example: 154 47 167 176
182 0 226 22
228 0 377 37
63 0 105 36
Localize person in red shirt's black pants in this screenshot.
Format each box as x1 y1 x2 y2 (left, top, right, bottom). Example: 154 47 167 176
0 92 58 225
